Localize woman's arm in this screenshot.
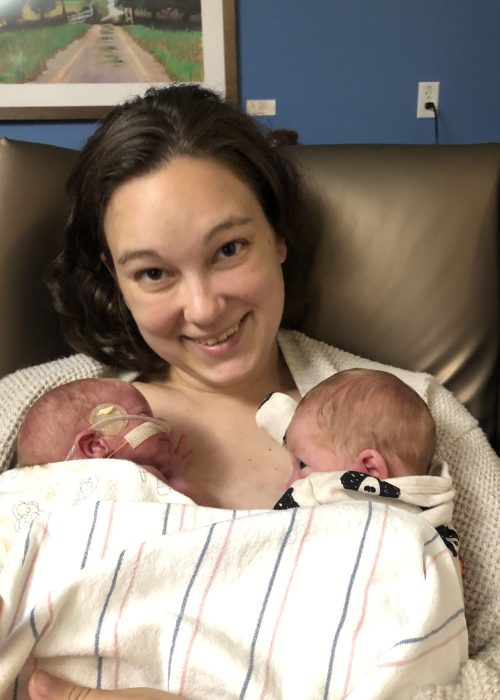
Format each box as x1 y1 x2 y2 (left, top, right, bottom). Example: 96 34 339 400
29 671 186 700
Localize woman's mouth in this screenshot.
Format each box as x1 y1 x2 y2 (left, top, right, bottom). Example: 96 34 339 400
184 314 249 355
191 320 242 347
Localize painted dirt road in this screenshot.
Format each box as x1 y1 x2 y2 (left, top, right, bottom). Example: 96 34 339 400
33 24 170 83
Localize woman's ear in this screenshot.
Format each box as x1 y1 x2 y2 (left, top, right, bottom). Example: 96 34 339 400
276 237 287 264
74 429 111 459
354 449 389 480
100 251 114 276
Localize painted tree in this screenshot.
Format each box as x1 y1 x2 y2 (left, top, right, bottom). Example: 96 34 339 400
170 0 200 21
29 0 56 20
142 0 163 20
117 0 200 22
0 0 25 26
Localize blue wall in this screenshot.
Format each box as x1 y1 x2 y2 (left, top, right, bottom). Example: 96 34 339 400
2 0 499 148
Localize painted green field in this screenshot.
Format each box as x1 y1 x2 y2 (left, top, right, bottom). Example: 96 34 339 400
0 23 88 82
19 0 108 22
125 26 202 82
21 0 83 22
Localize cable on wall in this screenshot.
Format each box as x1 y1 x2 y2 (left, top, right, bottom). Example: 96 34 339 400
425 101 440 145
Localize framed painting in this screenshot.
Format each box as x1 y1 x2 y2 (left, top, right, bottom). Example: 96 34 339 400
0 0 237 119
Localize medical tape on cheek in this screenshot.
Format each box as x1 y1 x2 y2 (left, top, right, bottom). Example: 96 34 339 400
124 421 167 448
89 403 127 435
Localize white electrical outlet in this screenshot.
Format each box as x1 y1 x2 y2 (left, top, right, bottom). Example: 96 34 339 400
246 99 276 116
417 82 440 118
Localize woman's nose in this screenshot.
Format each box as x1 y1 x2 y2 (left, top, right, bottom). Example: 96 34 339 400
181 276 225 325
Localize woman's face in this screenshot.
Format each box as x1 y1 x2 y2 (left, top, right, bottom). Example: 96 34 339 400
104 156 287 390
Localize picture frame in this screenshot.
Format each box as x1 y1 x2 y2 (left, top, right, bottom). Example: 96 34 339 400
0 0 237 120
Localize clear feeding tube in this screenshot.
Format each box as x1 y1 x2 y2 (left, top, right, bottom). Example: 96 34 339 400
64 414 170 461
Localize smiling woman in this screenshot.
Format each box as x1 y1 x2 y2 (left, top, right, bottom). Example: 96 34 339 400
49 84 311 375
103 156 287 391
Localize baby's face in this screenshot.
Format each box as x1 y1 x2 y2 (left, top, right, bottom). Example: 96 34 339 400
103 395 171 472
115 419 171 472
285 404 346 479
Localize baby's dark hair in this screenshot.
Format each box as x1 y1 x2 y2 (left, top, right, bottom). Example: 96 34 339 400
298 368 436 474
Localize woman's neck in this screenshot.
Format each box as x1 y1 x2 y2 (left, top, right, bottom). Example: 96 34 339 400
160 345 296 405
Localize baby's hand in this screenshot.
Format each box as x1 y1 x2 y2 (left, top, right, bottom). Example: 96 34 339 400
157 432 199 503
161 431 194 478
29 670 186 700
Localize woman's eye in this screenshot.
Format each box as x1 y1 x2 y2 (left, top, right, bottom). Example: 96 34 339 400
216 240 245 261
143 268 164 281
135 268 170 284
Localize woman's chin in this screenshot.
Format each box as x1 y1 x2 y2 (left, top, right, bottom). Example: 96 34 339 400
172 354 264 392
149 317 280 390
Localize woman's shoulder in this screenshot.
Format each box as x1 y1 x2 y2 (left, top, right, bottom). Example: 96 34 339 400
278 329 479 440
0 353 129 406
278 329 432 397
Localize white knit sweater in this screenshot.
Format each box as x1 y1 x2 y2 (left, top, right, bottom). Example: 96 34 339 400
1 329 499 699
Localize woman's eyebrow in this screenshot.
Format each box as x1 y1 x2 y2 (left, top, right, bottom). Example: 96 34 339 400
117 216 252 266
203 215 252 243
117 249 162 266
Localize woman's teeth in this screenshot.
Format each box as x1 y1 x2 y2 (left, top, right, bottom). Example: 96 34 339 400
194 322 240 346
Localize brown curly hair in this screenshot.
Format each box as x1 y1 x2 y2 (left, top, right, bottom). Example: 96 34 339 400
48 84 315 372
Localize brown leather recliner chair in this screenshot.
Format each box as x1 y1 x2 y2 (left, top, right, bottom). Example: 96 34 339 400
1 137 499 450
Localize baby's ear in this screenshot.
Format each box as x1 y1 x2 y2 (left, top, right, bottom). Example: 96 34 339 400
74 429 111 459
256 392 298 444
354 449 389 480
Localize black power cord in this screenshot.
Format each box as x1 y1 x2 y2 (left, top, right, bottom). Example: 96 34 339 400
425 101 440 145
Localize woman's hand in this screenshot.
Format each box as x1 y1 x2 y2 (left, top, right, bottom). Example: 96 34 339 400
29 671 186 700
